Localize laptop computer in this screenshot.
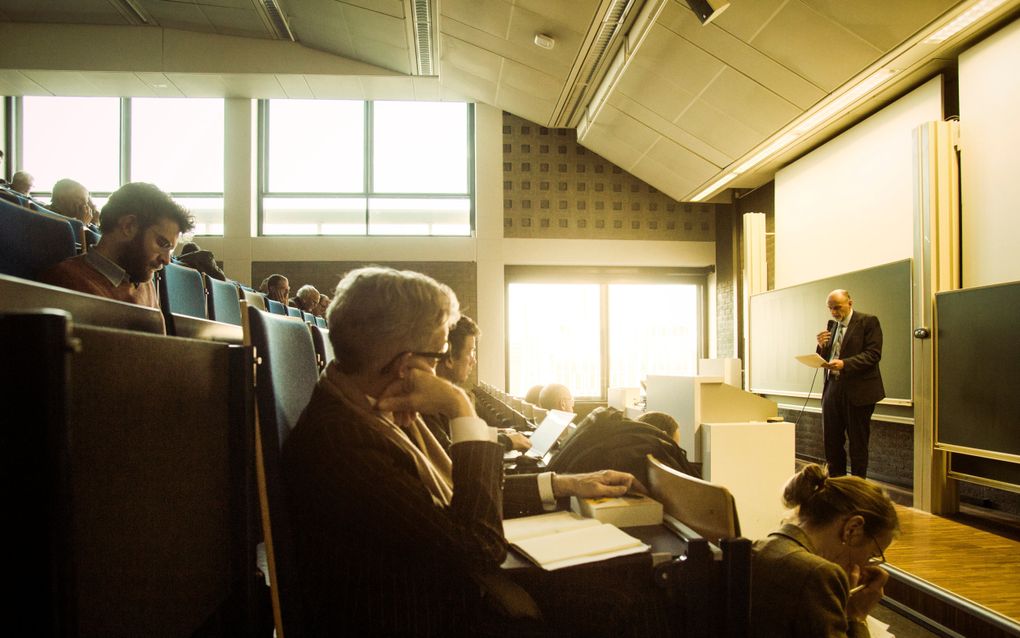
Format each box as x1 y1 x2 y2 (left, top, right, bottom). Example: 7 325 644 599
506 409 575 467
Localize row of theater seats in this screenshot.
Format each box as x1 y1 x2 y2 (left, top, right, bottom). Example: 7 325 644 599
474 381 547 430
156 262 327 336
0 269 333 637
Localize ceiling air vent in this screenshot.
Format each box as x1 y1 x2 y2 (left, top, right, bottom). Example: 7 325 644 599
552 0 639 127
253 0 296 41
412 0 437 76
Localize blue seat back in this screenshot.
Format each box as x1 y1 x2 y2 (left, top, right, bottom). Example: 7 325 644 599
160 262 207 319
206 277 242 326
266 299 287 315
286 306 302 319
301 311 314 324
247 306 320 637
0 199 77 280
314 315 326 329
308 324 334 371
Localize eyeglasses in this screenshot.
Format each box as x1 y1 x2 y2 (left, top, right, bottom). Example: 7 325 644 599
379 342 450 374
866 534 887 566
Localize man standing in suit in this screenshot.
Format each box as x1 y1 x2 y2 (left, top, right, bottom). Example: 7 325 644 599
816 289 884 478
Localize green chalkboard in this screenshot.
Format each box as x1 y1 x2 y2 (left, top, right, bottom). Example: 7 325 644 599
937 281 1020 460
749 260 912 403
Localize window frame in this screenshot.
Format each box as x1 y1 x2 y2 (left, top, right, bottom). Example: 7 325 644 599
504 265 712 402
257 99 475 237
12 96 226 236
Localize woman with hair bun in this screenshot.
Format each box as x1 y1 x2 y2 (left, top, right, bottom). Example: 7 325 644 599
750 463 899 638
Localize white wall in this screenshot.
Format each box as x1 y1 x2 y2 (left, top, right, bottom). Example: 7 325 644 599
774 78 943 288
959 18 1020 288
200 101 716 390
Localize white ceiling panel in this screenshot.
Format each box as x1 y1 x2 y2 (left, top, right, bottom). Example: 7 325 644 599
496 83 556 125
698 68 801 137
443 0 513 39
750 1 883 92
358 76 417 100
302 74 365 98
201 4 272 38
802 0 957 51
606 93 732 166
0 70 46 95
137 0 219 34
135 72 186 97
274 74 315 99
656 2 826 110
440 35 504 85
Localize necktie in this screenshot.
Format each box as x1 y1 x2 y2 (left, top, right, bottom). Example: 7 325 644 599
830 322 843 361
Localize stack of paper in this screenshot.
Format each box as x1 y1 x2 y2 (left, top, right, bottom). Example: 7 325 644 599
503 511 649 571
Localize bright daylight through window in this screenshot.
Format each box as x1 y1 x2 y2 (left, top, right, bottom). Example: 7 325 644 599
21 96 226 235
261 100 473 236
507 280 700 400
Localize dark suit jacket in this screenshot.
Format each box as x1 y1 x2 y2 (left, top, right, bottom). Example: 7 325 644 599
817 311 885 406
282 381 546 636
751 524 870 638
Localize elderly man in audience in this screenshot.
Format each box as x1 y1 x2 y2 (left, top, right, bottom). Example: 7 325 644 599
10 171 34 195
293 284 322 314
48 178 93 225
539 382 575 413
40 182 194 308
259 274 290 305
283 266 660 637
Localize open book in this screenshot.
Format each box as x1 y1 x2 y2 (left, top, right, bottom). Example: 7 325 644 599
502 510 649 571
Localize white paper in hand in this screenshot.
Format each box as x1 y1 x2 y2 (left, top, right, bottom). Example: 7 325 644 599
795 353 827 368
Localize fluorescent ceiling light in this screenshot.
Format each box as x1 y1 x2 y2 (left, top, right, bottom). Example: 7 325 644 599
733 133 801 175
793 68 898 136
924 0 1009 43
690 172 738 202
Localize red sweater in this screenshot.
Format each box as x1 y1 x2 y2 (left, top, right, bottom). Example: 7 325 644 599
41 254 159 308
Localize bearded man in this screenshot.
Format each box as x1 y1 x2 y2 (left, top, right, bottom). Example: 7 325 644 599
41 182 194 308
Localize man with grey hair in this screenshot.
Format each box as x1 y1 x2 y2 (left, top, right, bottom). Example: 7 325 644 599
282 266 646 636
10 171 34 195
293 284 321 314
48 178 93 226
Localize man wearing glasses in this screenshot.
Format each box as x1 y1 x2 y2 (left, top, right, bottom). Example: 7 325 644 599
816 289 885 478
41 182 193 308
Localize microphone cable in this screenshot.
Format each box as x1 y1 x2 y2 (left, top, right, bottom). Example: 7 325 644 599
793 365 821 428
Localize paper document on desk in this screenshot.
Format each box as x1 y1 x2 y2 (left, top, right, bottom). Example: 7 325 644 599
503 510 601 543
795 353 827 368
867 614 893 637
504 511 648 570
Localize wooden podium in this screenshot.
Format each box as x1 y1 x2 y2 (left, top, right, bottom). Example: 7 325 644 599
644 375 778 462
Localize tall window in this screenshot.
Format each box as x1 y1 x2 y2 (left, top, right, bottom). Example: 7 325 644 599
19 96 225 235
506 269 705 400
261 99 473 236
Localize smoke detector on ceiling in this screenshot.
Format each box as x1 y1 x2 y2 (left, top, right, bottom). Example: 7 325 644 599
534 33 556 50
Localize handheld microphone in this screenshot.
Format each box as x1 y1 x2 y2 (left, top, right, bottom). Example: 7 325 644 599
826 319 837 334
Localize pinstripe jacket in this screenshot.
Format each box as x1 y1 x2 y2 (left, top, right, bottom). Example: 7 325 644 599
282 380 546 637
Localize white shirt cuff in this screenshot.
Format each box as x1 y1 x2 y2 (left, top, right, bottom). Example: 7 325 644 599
538 472 557 510
450 416 498 444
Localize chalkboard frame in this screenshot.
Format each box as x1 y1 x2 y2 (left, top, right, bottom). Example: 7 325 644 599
749 259 913 405
936 280 1020 464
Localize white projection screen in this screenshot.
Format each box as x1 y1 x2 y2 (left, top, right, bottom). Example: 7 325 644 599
774 78 943 289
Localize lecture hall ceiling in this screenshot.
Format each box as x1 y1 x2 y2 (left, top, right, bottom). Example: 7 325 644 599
0 0 1018 201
